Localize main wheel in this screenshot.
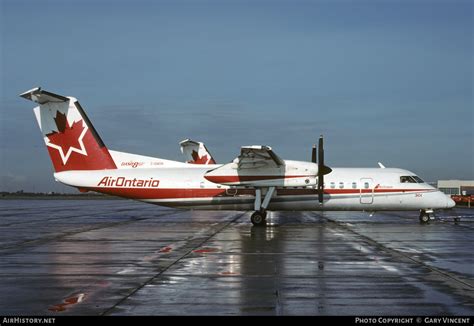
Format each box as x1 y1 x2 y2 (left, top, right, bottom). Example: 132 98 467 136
251 211 266 226
419 213 430 224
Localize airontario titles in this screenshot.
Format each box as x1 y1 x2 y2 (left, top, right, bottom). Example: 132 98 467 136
97 176 160 188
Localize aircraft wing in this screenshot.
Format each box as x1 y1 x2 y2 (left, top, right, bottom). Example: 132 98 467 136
204 146 318 187
235 146 285 169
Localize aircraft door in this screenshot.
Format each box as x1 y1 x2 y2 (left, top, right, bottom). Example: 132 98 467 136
360 178 374 204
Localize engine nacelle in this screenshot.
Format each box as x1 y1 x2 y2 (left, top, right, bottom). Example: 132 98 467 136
204 160 318 187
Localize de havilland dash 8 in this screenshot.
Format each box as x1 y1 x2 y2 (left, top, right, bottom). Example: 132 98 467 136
20 87 455 225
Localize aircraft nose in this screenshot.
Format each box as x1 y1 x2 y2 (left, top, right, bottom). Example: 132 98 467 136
446 196 456 209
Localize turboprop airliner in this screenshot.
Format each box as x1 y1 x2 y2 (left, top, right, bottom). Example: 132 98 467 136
20 87 455 225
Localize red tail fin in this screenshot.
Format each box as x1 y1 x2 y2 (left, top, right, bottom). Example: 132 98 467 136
20 87 117 172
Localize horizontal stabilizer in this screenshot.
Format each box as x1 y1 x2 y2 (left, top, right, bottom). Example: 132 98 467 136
19 87 69 104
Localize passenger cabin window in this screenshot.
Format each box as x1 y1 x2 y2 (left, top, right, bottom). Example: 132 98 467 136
330 182 335 189
352 182 357 189
339 182 344 189
364 182 369 189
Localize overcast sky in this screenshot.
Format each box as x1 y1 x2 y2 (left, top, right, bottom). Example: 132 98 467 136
1 0 473 192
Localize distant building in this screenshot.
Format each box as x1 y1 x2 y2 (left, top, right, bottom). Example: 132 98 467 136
437 180 474 195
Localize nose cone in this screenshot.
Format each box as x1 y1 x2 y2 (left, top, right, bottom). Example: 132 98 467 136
446 196 456 209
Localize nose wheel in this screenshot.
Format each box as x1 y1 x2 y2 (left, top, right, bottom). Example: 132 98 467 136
251 211 267 226
419 210 430 224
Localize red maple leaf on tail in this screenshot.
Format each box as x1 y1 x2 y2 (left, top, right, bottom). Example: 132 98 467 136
191 150 211 164
46 111 87 162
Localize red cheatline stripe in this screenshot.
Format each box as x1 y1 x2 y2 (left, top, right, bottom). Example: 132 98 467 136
204 175 312 183
286 188 434 195
87 187 433 200
89 187 225 199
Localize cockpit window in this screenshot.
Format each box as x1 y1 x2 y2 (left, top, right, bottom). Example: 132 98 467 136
400 176 417 183
400 176 424 183
412 176 424 183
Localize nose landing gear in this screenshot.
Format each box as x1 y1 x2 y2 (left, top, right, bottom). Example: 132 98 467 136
419 209 433 224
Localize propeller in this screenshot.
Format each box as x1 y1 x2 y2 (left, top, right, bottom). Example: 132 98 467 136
311 144 316 163
313 135 332 204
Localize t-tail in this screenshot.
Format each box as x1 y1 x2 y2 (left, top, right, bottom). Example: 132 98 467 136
20 87 117 172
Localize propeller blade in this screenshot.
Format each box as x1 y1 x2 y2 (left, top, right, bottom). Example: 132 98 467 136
318 136 324 204
318 136 324 166
311 144 316 163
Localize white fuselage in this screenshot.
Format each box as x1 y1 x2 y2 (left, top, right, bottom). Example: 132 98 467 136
54 164 454 212
20 87 455 216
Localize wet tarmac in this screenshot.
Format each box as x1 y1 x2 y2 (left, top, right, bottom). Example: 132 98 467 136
0 199 473 315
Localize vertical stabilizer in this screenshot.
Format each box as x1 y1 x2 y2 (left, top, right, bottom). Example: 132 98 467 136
20 87 117 172
179 139 216 164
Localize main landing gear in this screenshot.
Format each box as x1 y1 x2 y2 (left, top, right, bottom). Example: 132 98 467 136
251 187 275 226
419 209 433 224
251 211 267 226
